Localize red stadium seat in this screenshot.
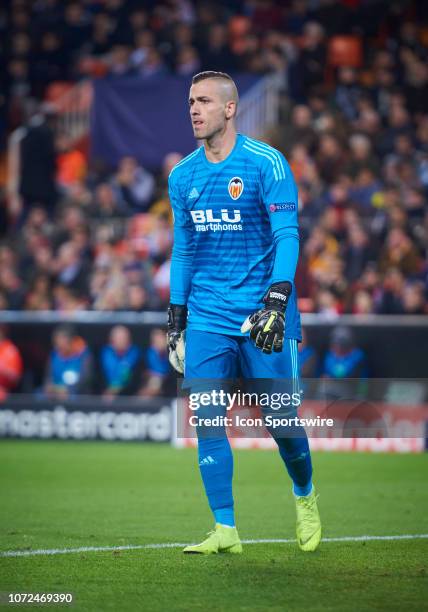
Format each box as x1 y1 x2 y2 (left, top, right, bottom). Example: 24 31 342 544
327 35 363 68
228 15 251 39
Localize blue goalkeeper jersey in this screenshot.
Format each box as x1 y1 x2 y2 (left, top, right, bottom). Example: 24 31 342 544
169 133 301 340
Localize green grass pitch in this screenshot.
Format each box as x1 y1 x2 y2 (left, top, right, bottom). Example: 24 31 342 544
0 441 427 611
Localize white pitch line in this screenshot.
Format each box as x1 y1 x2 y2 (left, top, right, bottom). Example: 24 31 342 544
1 534 428 558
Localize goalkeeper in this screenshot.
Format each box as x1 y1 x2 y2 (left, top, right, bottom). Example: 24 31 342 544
167 71 321 555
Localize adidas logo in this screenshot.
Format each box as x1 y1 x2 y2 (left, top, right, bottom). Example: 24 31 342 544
188 187 199 199
199 455 217 466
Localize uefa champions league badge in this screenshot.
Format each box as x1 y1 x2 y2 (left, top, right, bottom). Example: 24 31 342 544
228 177 244 200
269 202 296 212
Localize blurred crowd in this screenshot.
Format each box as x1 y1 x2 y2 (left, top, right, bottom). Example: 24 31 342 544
0 322 172 397
0 321 367 396
0 0 427 321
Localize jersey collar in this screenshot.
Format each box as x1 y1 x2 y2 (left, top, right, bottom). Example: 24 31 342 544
201 133 245 170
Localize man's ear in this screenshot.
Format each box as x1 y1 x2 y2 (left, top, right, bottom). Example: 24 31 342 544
225 100 236 120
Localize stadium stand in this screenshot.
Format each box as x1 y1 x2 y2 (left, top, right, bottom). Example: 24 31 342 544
0 0 427 393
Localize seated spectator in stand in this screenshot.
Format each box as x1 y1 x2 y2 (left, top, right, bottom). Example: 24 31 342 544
52 283 88 312
126 284 151 311
1 0 428 324
101 325 142 398
150 151 183 221
333 67 362 122
344 224 374 283
281 105 317 154
139 47 168 77
402 282 426 314
139 328 170 397
53 241 90 296
110 156 155 214
44 324 93 399
322 326 367 380
351 289 374 314
346 133 380 178
0 325 23 400
107 44 134 76
378 228 422 276
176 45 201 76
90 183 123 218
0 266 26 310
375 267 405 314
298 328 318 378
24 274 52 310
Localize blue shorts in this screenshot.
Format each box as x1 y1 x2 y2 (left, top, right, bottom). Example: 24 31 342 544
184 331 302 438
185 330 299 379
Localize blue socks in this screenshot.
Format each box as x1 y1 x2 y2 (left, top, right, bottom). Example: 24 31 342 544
214 507 235 526
293 480 313 497
275 434 313 496
197 431 312 527
198 437 235 527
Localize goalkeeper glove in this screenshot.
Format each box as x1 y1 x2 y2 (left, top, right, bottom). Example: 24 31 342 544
167 304 187 374
240 282 292 354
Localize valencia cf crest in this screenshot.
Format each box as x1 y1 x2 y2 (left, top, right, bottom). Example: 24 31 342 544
228 176 244 200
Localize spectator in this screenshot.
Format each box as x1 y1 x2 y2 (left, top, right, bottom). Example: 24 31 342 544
322 326 367 379
402 282 426 314
344 224 374 283
0 266 25 310
282 105 318 154
316 134 346 184
176 45 201 76
107 44 134 76
130 30 156 69
32 31 68 97
139 48 168 77
90 183 123 218
24 274 52 310
18 109 57 219
126 284 151 311
334 67 362 122
100 325 142 398
346 134 380 178
44 324 93 398
375 268 406 314
53 241 90 296
110 156 155 214
52 206 86 250
139 328 170 397
298 22 326 94
1 0 427 322
352 289 374 315
298 328 318 378
0 325 23 400
200 23 236 72
378 228 422 276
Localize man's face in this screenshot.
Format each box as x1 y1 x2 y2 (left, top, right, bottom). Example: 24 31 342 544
189 79 233 140
110 326 131 353
54 332 72 355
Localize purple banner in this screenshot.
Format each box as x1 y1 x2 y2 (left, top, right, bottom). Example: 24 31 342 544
90 74 260 172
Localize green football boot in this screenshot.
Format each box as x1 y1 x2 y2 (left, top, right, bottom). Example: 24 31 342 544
295 487 321 552
183 524 242 554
